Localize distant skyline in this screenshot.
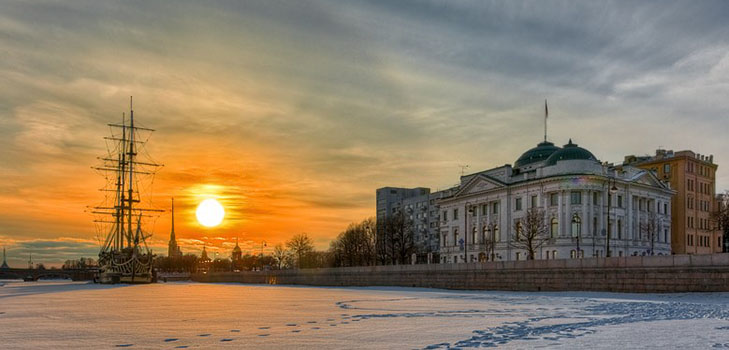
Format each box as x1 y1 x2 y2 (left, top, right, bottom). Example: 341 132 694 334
2 0 729 266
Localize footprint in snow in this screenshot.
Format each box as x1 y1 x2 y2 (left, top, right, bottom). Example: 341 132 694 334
174 347 189 349
286 323 297 327
230 329 240 333
164 338 178 342
198 334 211 337
307 321 317 323
220 338 234 342
115 345 134 348
291 330 301 333
311 327 320 330
258 327 270 330
258 334 270 337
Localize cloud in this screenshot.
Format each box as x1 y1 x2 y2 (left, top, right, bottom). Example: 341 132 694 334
1 0 729 251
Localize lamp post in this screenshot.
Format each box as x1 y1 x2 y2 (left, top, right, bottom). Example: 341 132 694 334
606 177 618 257
464 203 472 263
260 240 267 256
572 214 581 258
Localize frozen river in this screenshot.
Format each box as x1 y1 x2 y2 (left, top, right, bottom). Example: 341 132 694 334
2 280 729 349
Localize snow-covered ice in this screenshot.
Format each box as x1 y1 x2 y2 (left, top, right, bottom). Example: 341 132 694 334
1 280 729 349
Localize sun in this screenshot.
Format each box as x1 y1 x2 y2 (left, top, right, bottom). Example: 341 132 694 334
196 198 225 227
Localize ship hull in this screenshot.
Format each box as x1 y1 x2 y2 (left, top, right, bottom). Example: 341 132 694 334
96 271 153 284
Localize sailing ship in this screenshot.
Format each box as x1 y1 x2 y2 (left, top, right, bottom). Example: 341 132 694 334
92 98 162 284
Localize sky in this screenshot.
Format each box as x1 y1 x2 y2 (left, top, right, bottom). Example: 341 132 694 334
2 0 729 267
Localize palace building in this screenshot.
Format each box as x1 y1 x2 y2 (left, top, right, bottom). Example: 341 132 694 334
437 139 675 263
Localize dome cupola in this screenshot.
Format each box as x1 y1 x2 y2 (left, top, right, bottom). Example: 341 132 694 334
514 141 561 169
545 139 598 166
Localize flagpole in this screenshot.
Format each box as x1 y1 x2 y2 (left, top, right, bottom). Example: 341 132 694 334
544 100 548 142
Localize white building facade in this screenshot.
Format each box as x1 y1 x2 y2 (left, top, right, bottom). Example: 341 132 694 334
438 139 675 263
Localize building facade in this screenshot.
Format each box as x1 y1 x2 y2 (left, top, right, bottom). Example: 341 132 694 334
626 149 722 254
437 139 675 264
376 187 439 258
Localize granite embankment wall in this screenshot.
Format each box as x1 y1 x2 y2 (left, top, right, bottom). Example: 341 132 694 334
192 253 729 293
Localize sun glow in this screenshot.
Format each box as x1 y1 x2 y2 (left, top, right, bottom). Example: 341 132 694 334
196 198 225 227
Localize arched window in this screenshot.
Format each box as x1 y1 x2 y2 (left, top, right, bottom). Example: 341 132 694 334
494 225 500 242
482 226 488 244
472 227 478 244
515 222 523 240
453 228 459 247
552 250 558 259
550 217 558 238
571 214 581 237
442 234 447 247
570 250 576 259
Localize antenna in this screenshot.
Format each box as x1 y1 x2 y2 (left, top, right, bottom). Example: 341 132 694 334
459 164 470 176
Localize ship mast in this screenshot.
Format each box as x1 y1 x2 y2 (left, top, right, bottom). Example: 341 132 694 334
93 97 162 255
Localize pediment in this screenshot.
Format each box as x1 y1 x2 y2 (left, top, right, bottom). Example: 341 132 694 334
632 171 666 188
455 175 504 197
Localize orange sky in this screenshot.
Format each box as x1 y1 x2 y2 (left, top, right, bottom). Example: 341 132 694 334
2 1 729 266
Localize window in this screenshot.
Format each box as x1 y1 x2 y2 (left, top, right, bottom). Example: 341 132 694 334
593 192 599 205
515 198 523 211
571 214 581 237
550 193 559 206
442 211 447 221
617 219 622 239
453 208 458 220
494 225 500 241
482 226 488 243
593 217 598 236
571 191 581 205
453 228 459 247
472 227 477 244
515 252 521 261
550 218 558 238
531 195 538 208
664 203 668 214
664 164 670 174
442 234 447 247
617 195 623 208
492 202 499 214
482 204 487 215
515 222 523 240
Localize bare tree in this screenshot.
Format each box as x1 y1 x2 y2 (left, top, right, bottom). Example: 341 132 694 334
376 211 415 265
510 208 549 260
639 212 659 255
712 192 729 253
330 218 376 267
272 243 289 269
286 233 314 268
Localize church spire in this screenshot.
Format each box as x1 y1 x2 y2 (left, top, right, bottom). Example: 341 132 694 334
168 197 181 257
1 247 8 269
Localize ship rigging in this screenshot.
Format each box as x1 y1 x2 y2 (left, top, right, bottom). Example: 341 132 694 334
92 97 162 284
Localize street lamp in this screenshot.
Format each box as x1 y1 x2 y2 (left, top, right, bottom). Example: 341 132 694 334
465 203 474 263
606 178 618 257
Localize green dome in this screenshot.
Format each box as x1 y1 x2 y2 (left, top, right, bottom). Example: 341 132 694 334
545 139 597 166
514 141 561 168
